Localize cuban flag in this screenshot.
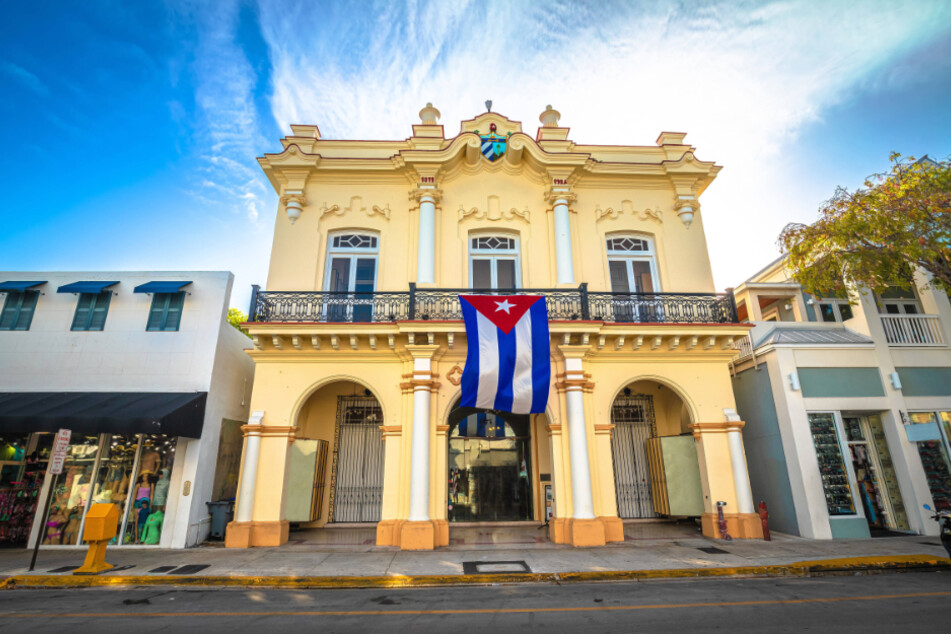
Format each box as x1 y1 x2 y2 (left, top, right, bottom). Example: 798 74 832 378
459 295 550 414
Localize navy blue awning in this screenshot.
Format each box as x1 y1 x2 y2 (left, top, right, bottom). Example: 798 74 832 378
133 281 193 293
57 281 119 294
0 392 208 438
0 281 46 292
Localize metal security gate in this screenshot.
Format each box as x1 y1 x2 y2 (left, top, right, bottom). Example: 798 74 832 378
329 396 384 522
611 394 657 518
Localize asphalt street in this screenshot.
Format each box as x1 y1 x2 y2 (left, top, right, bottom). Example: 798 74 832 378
1 571 950 633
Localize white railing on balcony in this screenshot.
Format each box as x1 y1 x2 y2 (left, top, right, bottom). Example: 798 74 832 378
733 334 753 358
881 314 946 346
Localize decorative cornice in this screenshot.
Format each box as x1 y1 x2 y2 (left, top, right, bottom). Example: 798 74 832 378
458 204 530 223
400 378 441 392
689 420 745 438
555 378 595 393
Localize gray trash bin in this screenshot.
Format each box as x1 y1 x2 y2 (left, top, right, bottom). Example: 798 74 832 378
206 501 235 540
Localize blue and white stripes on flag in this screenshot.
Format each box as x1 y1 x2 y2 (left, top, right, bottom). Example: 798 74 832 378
458 412 506 438
459 295 550 415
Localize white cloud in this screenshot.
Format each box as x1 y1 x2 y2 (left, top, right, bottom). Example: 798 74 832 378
1 60 49 96
253 0 951 287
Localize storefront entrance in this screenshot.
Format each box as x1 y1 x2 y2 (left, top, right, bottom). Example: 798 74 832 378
448 406 533 522
842 415 910 534
329 395 384 523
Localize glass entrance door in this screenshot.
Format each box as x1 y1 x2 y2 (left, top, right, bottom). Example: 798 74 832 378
448 411 532 522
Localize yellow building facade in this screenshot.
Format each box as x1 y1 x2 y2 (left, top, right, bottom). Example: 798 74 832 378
226 105 762 550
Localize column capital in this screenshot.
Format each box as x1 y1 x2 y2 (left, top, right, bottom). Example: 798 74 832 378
409 187 443 204
404 343 441 360
279 191 307 225
545 188 576 205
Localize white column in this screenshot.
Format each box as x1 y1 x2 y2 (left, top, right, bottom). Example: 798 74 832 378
564 359 595 519
408 358 432 521
234 411 264 523
553 197 575 284
416 194 436 284
728 426 755 515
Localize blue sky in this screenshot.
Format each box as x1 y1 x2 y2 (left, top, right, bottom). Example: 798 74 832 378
2 0 950 310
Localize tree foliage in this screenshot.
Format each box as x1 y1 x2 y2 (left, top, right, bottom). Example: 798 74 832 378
227 308 251 338
779 154 951 297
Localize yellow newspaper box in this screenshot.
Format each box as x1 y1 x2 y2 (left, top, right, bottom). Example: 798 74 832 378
74 503 119 575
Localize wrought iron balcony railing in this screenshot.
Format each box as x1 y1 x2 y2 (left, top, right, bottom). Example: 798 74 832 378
248 284 739 325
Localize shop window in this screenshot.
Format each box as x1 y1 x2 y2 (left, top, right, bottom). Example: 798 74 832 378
0 290 39 331
0 433 53 546
40 435 101 545
909 411 951 512
146 292 185 332
808 413 855 516
120 435 176 545
71 292 112 331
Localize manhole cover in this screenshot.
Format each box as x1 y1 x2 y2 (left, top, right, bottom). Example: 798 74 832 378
697 547 729 554
462 560 531 574
168 564 210 575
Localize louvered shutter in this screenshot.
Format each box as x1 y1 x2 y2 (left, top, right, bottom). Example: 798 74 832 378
71 294 93 330
146 294 168 331
13 292 38 330
88 292 111 330
164 292 184 330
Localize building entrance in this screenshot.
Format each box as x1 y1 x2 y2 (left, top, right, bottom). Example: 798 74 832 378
843 415 910 534
611 393 657 518
329 395 384 523
447 407 533 522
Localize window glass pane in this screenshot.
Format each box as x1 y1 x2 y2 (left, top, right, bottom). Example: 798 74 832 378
808 413 855 516
123 435 176 545
631 261 655 293
880 285 915 300
0 295 18 330
819 303 837 322
41 435 100 545
0 433 45 546
354 259 375 292
916 440 951 512
909 412 937 425
609 261 630 293
328 258 351 292
884 304 900 314
838 302 853 321
606 237 649 252
472 236 515 251
472 260 491 288
87 435 139 544
903 303 919 315
14 291 38 330
843 417 864 441
496 259 516 290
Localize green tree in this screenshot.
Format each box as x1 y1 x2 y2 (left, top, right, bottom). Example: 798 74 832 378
227 308 251 338
779 154 951 297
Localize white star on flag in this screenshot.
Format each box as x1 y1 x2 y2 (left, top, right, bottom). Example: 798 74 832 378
494 299 514 313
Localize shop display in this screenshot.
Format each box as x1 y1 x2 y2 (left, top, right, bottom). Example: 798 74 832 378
119 435 176 545
866 415 909 530
40 435 99 545
808 413 855 516
916 440 951 512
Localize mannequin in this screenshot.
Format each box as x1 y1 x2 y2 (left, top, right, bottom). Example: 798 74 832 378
133 474 154 504
43 505 67 544
140 509 163 545
152 468 171 509
138 449 161 477
135 498 151 543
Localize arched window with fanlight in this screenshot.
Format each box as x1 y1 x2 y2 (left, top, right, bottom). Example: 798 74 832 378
606 234 661 322
324 231 379 321
469 234 521 289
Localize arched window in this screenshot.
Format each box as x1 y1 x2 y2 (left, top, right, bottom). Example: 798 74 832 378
469 233 520 289
606 233 660 293
324 231 379 321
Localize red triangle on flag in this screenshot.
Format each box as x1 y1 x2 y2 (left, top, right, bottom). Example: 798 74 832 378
460 295 542 334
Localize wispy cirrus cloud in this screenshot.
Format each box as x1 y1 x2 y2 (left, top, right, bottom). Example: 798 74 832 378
1 60 49 96
253 0 951 286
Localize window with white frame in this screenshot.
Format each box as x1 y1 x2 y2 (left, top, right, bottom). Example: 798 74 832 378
876 285 921 315
324 231 379 321
469 234 520 289
817 299 854 323
606 233 660 294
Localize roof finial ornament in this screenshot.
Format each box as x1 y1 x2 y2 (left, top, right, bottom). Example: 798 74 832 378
485 99 492 113
418 102 440 125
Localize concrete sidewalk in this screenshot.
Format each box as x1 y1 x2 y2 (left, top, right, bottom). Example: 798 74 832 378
1 522 948 586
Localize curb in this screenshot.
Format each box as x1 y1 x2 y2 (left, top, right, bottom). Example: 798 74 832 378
1 555 948 590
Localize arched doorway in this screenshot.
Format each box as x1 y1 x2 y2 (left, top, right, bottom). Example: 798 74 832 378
447 403 533 522
611 380 693 519
290 381 384 526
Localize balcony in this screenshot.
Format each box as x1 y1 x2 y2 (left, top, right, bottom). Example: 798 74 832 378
248 284 739 325
881 314 946 346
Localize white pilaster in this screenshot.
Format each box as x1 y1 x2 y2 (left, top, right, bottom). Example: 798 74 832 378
417 194 436 284
235 411 264 523
563 358 594 519
553 197 575 284
408 357 433 521
727 426 755 515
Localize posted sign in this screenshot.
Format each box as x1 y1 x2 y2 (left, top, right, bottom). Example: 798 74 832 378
49 429 72 475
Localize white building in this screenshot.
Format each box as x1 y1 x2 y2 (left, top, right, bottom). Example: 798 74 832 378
731 258 951 539
0 271 254 549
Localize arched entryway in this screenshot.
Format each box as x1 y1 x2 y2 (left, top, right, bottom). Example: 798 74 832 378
290 381 384 526
611 380 694 519
447 402 534 522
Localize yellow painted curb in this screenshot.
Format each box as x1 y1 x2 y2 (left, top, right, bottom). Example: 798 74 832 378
1 555 948 590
